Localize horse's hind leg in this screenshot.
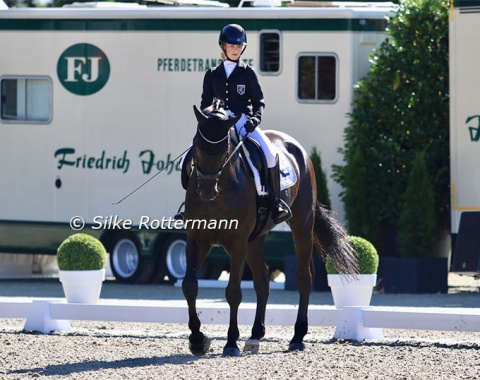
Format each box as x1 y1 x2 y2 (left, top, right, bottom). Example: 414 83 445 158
287 210 315 351
182 238 211 356
243 235 269 354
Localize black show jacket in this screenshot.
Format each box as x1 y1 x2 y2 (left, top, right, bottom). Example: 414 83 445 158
200 60 265 125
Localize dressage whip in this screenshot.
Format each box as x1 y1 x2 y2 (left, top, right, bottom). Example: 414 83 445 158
112 146 191 205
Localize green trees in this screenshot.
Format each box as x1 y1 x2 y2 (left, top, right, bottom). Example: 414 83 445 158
333 0 449 257
398 151 436 258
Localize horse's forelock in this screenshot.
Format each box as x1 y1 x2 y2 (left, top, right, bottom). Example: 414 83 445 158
202 98 228 120
203 109 228 121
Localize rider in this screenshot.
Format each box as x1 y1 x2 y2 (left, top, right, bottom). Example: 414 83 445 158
200 23 292 224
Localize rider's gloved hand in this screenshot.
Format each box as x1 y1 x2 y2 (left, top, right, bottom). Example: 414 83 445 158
244 117 259 133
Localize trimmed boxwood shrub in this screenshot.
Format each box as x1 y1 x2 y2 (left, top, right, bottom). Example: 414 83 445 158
57 233 107 271
326 236 379 274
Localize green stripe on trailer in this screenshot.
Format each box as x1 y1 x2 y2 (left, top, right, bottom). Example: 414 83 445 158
455 0 480 9
0 18 388 32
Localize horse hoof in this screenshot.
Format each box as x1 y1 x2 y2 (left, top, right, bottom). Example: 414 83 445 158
243 339 260 354
222 347 241 357
288 342 305 352
189 336 211 356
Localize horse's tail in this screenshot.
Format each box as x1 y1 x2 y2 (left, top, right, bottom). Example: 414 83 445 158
312 201 358 275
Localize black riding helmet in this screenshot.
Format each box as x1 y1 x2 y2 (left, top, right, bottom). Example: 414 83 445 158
218 24 247 60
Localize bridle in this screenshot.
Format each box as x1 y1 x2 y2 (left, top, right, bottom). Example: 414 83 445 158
194 127 231 181
194 126 247 181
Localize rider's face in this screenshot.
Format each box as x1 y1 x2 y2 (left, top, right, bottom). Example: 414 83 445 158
223 43 244 60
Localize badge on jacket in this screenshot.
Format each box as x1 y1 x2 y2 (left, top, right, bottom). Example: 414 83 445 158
237 85 246 95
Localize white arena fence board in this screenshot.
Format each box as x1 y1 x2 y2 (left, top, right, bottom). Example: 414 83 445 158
362 308 480 332
1 299 480 341
0 301 32 318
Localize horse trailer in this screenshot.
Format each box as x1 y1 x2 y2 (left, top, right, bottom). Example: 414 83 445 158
0 1 395 282
449 0 480 275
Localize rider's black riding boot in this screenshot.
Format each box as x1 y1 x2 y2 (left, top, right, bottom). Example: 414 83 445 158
174 211 185 222
174 202 185 222
268 158 292 224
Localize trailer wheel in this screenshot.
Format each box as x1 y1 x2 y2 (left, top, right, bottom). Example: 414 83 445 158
109 233 153 284
158 234 224 283
160 234 187 283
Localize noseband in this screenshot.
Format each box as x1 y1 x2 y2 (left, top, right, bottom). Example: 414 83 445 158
195 128 231 180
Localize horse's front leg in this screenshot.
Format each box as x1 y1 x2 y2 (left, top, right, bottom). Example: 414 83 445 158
182 238 211 356
243 235 269 354
222 244 248 357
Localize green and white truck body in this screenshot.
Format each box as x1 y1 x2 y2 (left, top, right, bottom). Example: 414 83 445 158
0 1 395 282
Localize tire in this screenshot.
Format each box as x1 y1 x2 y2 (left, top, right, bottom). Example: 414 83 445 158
109 232 153 284
159 234 225 282
161 234 188 283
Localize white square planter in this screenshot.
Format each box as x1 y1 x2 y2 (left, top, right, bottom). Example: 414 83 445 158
327 274 377 308
59 269 105 304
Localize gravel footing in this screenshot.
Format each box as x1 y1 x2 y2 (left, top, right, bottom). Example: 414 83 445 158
1 275 479 379
1 319 479 380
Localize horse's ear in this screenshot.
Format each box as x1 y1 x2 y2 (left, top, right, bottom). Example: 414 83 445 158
193 105 208 125
224 113 242 129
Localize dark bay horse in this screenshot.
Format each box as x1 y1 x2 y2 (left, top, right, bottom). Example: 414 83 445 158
182 103 357 357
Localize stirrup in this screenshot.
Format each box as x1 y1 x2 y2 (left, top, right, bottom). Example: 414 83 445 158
174 202 185 222
271 199 292 224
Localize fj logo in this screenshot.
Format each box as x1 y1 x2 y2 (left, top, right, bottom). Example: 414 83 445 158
64 57 102 83
57 43 110 96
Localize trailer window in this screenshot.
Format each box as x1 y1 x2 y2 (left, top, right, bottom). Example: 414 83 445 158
259 31 281 75
1 77 52 123
297 54 337 102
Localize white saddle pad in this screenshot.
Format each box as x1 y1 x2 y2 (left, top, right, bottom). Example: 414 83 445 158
241 144 297 197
